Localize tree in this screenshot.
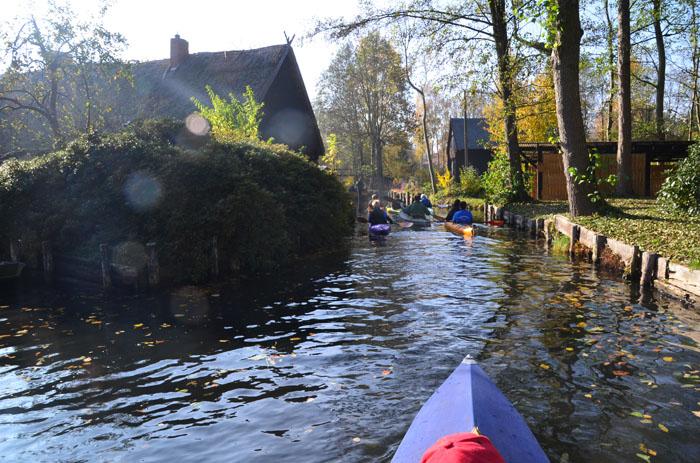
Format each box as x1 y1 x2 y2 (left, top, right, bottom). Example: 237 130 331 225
550 0 598 216
315 0 532 201
0 1 129 152
315 33 413 191
398 27 437 194
616 0 634 196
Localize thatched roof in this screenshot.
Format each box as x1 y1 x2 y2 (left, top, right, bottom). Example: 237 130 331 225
132 42 324 161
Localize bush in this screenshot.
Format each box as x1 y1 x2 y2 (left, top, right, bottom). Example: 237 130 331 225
0 120 354 282
456 166 482 197
481 149 533 205
657 144 700 215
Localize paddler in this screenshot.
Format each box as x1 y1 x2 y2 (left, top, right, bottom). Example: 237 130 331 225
401 194 432 218
420 193 433 208
451 201 473 225
445 199 461 222
368 200 393 225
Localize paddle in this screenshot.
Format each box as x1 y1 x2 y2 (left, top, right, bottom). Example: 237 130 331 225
432 214 446 222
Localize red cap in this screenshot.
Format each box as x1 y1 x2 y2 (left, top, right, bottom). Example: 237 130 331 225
421 433 506 463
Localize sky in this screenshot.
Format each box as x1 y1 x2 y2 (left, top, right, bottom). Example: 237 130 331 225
4 0 361 100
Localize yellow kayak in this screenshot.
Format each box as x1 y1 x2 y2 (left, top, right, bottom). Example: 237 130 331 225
444 221 474 238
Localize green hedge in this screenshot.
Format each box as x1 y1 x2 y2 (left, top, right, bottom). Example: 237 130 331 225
0 120 354 282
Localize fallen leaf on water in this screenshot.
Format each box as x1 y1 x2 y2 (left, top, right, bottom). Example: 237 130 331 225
352 437 361 443
663 357 674 362
658 424 669 432
219 339 229 343
648 449 657 456
640 419 653 424
692 411 700 418
631 412 644 418
565 347 574 351
577 322 586 328
643 414 651 419
636 454 651 462
585 394 592 398
540 364 550 370
290 337 301 341
133 323 143 328
613 371 630 376
381 370 390 376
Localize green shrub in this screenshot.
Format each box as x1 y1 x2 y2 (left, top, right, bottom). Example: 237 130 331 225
481 149 532 205
0 120 353 282
456 166 482 197
657 144 700 215
552 233 570 254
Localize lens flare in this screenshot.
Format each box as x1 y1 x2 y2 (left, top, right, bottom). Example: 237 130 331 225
123 171 162 212
185 113 210 136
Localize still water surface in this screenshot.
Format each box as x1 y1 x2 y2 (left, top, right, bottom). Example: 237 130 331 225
1 223 699 462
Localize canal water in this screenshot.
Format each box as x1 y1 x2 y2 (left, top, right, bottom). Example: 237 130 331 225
1 222 699 463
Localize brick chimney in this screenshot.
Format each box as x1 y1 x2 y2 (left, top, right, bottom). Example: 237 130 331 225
170 34 189 69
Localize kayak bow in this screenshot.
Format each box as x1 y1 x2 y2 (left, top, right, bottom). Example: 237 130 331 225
392 356 548 463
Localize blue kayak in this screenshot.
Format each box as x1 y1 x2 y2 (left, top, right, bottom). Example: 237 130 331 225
392 356 548 463
369 223 391 237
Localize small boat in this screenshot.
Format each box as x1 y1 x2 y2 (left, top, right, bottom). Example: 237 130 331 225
398 211 431 226
369 223 391 238
444 221 474 238
488 219 505 227
0 261 25 280
392 356 548 463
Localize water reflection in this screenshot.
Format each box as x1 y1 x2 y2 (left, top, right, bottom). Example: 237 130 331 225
0 224 698 462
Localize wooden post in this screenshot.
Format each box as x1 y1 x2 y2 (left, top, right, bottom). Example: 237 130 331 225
484 203 489 222
569 225 580 256
100 244 111 288
529 218 537 236
147 242 159 286
544 219 553 244
592 234 606 264
9 240 19 262
640 251 658 287
211 237 219 279
630 245 641 278
536 218 544 237
42 241 53 273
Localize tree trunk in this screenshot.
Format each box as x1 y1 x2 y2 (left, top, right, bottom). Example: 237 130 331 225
374 139 384 191
653 0 666 141
616 0 634 196
551 0 597 217
605 0 615 141
419 92 437 194
489 0 529 202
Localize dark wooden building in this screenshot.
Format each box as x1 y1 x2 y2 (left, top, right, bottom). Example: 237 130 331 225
134 35 324 162
446 118 492 179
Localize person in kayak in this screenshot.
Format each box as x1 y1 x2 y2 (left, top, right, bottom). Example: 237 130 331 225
367 193 381 213
402 194 432 218
368 200 394 225
451 201 473 225
420 193 433 208
421 432 505 463
445 199 461 222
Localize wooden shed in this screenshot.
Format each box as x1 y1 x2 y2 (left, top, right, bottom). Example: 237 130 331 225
446 118 492 180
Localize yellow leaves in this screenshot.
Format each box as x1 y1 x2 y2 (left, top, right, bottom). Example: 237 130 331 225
290 337 301 341
352 437 361 443
576 322 587 328
692 411 700 419
133 323 143 328
540 364 550 370
662 357 674 362
658 424 669 432
381 370 390 376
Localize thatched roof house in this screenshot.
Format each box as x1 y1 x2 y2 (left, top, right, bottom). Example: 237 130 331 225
447 118 492 179
135 35 324 162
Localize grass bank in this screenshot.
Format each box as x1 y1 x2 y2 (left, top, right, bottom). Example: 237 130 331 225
506 198 700 268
